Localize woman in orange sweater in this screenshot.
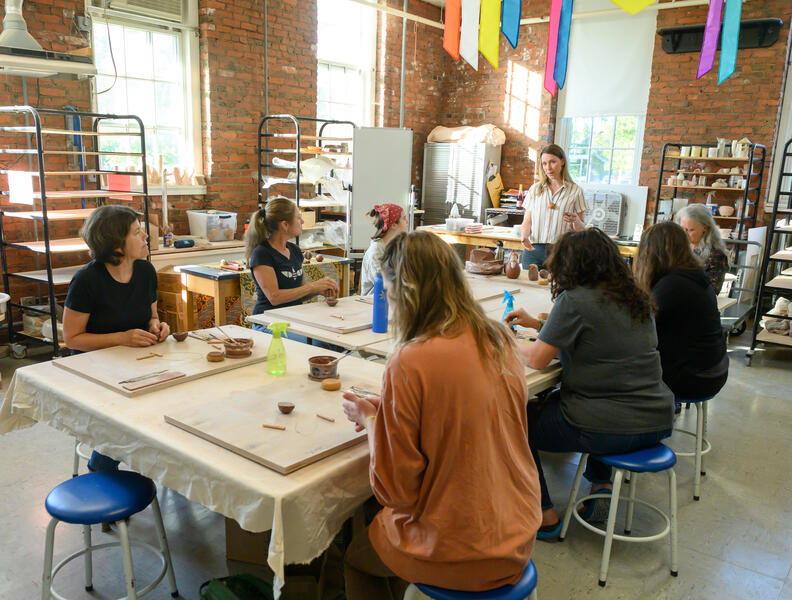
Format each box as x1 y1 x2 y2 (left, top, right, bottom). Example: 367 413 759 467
342 231 541 599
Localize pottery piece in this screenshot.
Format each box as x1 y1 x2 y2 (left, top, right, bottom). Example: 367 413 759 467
172 332 188 342
223 337 254 358
315 254 324 262
539 269 549 279
308 355 339 381
718 206 735 217
504 253 521 279
304 251 312 260
206 351 225 362
325 292 338 307
466 247 503 275
528 264 539 281
538 279 549 286
278 402 295 414
321 378 341 391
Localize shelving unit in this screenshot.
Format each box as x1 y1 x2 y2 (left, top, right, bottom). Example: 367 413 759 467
256 114 355 255
653 142 766 240
0 106 150 356
746 137 792 365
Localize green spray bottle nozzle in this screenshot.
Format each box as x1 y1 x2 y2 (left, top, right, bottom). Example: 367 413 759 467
267 322 290 375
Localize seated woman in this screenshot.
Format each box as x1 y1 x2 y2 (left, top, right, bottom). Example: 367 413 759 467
245 197 338 334
63 205 169 471
634 222 728 401
360 203 408 295
505 228 673 539
342 231 541 599
676 204 729 293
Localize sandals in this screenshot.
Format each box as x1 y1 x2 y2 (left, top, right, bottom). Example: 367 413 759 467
578 488 612 522
536 520 562 541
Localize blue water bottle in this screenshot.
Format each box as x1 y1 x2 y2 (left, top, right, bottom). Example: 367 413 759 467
372 273 388 333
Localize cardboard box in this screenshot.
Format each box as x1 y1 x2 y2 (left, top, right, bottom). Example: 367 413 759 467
300 209 316 229
225 517 271 566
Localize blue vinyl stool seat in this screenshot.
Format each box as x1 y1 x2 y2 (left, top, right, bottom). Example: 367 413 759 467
559 444 678 588
405 560 538 600
673 396 713 500
41 471 178 600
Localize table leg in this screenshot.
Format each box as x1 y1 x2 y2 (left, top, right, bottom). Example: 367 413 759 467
214 281 227 326
185 291 196 331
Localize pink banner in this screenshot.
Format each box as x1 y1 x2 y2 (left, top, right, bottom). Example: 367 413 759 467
544 0 563 96
697 0 724 79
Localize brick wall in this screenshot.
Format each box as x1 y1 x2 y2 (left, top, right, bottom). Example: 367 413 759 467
640 1 792 222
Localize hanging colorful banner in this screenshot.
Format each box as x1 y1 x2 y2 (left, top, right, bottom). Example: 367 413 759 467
697 0 724 79
444 0 462 61
479 0 502 69
609 0 656 14
553 0 574 89
544 0 563 96
718 0 742 84
460 0 481 70
501 0 521 49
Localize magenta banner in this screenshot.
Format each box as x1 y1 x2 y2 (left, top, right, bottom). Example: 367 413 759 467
697 0 724 79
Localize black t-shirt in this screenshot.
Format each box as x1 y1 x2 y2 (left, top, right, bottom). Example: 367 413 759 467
65 260 158 334
249 240 304 314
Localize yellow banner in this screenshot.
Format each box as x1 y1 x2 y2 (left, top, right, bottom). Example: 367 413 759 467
479 0 502 69
610 0 656 14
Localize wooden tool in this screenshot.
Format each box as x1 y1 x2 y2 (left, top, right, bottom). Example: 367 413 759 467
316 413 335 423
261 423 286 431
121 370 185 392
137 352 163 360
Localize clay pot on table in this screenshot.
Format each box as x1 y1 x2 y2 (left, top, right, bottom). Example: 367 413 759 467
504 253 521 279
172 332 188 342
308 355 339 381
527 265 539 281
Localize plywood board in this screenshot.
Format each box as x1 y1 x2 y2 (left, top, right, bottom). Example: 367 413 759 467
466 277 522 302
164 373 380 474
261 295 382 334
53 325 266 397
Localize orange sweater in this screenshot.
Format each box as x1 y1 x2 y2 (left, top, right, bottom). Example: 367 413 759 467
368 328 542 591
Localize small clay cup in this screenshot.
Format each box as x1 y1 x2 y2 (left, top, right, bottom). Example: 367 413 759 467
172 332 188 342
278 402 295 414
325 292 338 307
539 269 549 280
308 355 339 381
315 254 324 262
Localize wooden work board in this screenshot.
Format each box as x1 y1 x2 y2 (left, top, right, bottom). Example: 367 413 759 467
261 295 382 334
164 370 381 474
52 325 267 397
465 277 522 302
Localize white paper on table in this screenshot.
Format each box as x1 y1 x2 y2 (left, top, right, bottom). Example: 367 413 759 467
459 0 480 70
8 171 34 205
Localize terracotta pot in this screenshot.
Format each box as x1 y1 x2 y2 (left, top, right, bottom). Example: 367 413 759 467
528 264 539 281
505 253 521 279
172 332 188 342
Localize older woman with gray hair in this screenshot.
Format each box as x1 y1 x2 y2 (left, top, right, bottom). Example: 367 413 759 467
676 204 729 292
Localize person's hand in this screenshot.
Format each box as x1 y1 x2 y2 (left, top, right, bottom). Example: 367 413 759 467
504 308 539 330
342 391 380 432
311 277 339 295
124 328 159 347
521 233 535 251
149 319 170 342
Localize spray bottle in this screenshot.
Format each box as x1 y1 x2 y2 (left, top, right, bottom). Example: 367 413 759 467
502 290 516 332
267 322 290 375
372 273 388 333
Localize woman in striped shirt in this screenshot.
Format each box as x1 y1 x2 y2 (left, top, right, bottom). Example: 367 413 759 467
520 144 587 269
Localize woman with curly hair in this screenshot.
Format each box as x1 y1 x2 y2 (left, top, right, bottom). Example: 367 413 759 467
505 228 673 540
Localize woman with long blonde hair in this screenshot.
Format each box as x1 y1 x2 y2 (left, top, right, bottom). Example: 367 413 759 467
342 231 541 599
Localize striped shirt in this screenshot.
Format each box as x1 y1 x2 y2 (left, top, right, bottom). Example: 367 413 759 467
524 180 587 244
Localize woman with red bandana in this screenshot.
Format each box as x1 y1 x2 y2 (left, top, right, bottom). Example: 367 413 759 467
361 203 408 295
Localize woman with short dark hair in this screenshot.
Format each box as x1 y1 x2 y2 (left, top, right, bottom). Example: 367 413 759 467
505 228 673 539
63 205 168 352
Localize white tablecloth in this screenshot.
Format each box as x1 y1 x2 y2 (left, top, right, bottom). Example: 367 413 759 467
0 330 380 597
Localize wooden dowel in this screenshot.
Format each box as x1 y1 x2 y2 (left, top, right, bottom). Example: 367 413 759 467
316 413 335 423
261 423 286 431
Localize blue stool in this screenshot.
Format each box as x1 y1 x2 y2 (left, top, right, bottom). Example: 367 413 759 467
559 445 678 587
674 397 713 500
41 471 178 600
404 560 538 600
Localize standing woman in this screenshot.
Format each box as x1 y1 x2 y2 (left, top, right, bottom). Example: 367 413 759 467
360 203 408 296
520 144 588 269
342 231 541 598
245 197 338 326
676 204 729 292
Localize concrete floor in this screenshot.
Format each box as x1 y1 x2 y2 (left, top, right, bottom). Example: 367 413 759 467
0 338 791 600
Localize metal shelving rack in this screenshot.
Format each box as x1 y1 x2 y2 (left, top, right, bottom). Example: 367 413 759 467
653 142 766 241
257 114 355 255
0 106 150 356
746 138 792 365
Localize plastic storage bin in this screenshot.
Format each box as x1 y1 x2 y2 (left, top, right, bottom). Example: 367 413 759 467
187 210 237 242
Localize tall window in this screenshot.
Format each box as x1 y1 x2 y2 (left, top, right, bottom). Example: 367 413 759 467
560 115 644 185
91 17 195 172
316 0 375 135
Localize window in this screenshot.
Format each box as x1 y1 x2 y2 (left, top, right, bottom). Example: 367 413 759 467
91 16 199 174
316 0 376 136
560 115 644 185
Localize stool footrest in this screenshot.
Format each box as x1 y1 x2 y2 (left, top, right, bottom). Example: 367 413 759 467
571 494 671 544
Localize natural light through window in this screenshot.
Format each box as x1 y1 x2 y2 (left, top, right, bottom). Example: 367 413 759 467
503 60 542 140
562 115 643 185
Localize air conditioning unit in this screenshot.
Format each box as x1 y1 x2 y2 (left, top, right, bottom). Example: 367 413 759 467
100 0 183 23
584 191 624 236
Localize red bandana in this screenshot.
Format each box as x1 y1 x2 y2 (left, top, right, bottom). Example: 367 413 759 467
374 203 403 232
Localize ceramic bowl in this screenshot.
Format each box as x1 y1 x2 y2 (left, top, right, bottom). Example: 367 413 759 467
718 206 735 217
277 402 295 414
308 355 339 380
172 332 188 342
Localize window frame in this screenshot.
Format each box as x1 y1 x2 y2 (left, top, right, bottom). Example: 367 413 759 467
558 114 645 186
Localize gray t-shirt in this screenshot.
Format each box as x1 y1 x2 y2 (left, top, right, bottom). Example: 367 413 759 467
538 286 674 434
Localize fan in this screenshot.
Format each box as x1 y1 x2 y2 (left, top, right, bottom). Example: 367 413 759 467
584 191 624 236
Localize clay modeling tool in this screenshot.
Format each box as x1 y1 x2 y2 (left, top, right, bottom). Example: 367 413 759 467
316 413 335 423
349 386 380 399
328 350 352 366
137 352 163 360
214 325 235 341
261 423 286 431
118 370 168 385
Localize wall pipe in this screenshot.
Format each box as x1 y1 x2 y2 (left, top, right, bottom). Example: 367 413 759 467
399 0 407 127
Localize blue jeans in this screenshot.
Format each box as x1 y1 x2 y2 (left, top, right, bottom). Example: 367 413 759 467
527 391 672 510
521 244 550 270
251 323 344 352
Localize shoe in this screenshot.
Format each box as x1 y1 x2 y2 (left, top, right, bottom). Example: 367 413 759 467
578 488 612 522
674 402 682 414
536 520 562 541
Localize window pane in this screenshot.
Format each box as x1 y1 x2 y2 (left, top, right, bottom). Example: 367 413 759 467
93 23 126 76
126 79 156 124
124 29 153 79
611 149 635 185
615 116 638 148
568 148 589 182
95 75 128 115
592 117 615 148
155 130 183 169
570 117 591 148
153 33 180 81
589 148 612 183
317 63 330 103
155 82 184 126
317 101 330 120
346 70 362 105
330 67 347 104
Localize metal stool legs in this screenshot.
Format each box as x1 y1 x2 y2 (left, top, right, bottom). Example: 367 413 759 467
674 401 712 500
